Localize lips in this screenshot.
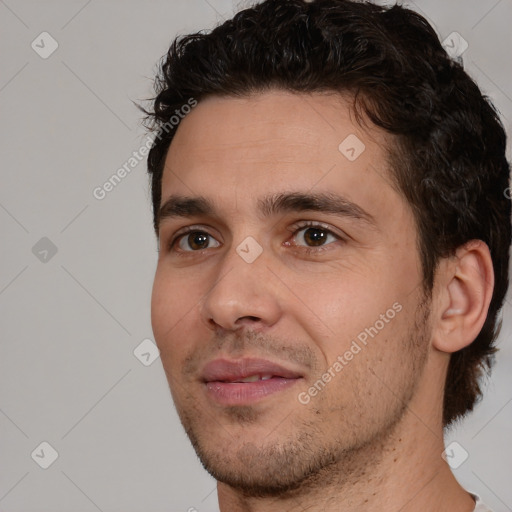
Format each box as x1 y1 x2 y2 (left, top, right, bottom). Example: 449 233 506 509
201 358 303 405
202 358 302 382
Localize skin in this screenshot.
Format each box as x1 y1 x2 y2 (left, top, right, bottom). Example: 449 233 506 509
151 90 494 511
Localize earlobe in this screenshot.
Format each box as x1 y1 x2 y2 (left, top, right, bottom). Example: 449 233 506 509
433 240 494 354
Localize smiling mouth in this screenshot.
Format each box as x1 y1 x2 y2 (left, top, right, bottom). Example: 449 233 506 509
201 358 303 405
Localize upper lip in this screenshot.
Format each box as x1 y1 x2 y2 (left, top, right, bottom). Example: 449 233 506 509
201 358 303 382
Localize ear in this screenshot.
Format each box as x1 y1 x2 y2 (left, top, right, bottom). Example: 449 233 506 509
432 240 494 354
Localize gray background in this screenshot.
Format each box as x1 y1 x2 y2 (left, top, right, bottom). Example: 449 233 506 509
0 0 511 511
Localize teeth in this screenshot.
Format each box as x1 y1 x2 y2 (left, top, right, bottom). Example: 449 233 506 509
233 374 273 383
238 375 259 383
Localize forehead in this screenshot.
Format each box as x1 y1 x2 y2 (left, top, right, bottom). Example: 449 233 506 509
160 90 401 222
165 90 388 164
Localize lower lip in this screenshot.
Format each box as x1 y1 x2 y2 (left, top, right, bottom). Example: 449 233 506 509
205 378 301 405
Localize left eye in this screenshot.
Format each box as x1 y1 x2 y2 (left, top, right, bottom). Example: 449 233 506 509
290 225 340 248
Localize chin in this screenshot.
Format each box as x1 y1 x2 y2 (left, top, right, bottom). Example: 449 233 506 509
184 417 341 498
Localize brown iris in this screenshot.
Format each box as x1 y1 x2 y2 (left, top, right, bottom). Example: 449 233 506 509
187 232 209 250
302 227 328 246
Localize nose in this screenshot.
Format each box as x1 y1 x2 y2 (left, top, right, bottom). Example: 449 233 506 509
200 243 283 333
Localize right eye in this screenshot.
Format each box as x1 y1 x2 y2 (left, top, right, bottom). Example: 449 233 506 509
171 229 221 253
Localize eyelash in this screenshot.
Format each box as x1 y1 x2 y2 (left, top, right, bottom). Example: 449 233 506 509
168 221 344 256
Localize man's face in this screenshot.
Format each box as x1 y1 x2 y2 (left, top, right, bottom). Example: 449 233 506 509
151 90 431 495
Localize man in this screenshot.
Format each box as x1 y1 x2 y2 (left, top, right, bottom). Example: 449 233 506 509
143 0 510 510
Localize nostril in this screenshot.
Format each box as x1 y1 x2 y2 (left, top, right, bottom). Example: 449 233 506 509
238 316 261 323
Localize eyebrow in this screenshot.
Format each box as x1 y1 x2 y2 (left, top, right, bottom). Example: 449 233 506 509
157 191 377 231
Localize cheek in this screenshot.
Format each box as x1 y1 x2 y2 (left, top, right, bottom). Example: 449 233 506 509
301 275 413 384
296 271 388 336
150 279 192 391
150 267 193 350
150 270 169 340
311 307 423 435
